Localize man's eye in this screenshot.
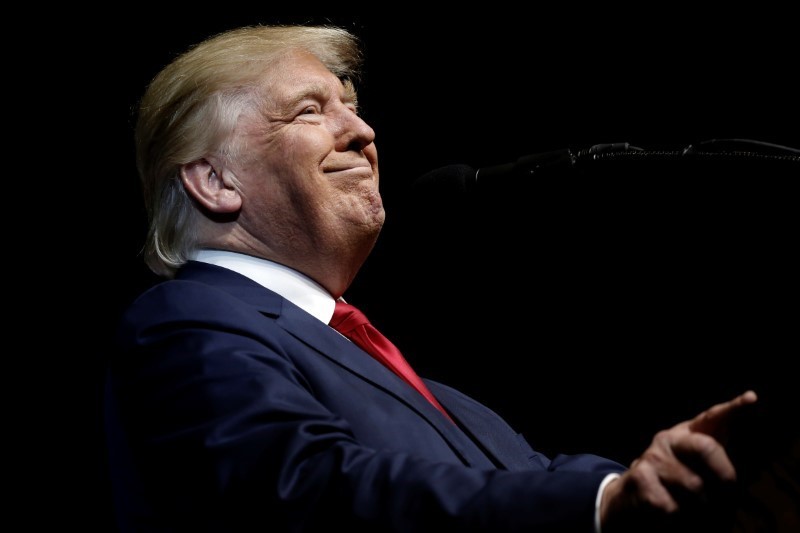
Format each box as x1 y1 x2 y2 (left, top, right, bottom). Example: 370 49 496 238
301 106 319 115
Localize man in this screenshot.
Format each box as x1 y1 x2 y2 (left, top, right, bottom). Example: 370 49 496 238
106 24 757 532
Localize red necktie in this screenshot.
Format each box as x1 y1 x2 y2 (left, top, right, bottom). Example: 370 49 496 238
330 301 453 422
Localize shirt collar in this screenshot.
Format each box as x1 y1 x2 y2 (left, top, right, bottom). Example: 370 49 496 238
191 249 336 324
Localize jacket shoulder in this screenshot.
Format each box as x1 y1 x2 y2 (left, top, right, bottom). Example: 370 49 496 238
117 274 278 344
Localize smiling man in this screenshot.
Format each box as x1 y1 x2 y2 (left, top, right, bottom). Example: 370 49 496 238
106 24 758 532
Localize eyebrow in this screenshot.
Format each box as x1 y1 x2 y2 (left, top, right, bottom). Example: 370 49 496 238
343 80 358 108
284 81 357 110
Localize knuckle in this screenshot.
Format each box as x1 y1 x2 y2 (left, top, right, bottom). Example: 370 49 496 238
693 433 718 456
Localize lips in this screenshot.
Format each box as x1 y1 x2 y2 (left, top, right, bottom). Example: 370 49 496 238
323 164 374 180
323 162 372 173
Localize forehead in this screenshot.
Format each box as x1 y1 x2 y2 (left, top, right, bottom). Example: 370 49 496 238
260 49 346 102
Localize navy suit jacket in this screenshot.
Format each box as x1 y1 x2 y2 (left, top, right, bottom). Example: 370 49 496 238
106 261 625 532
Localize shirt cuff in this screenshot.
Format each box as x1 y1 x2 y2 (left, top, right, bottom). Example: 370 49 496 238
594 472 621 533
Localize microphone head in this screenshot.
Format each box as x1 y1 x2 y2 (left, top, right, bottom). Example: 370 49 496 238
411 164 477 201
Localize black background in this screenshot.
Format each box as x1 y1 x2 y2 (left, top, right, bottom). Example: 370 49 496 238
43 8 798 530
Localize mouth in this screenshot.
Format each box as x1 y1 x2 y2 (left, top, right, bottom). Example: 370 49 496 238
323 165 374 179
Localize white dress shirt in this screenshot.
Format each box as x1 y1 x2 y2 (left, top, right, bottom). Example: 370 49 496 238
192 249 337 324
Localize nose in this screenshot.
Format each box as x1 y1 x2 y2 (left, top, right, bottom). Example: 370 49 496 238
335 108 376 153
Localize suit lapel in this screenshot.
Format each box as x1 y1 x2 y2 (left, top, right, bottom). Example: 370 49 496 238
276 303 496 468
176 261 495 468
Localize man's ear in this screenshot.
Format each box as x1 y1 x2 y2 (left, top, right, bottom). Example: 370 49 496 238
181 159 242 213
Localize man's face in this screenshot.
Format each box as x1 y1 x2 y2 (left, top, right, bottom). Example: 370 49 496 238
229 49 384 263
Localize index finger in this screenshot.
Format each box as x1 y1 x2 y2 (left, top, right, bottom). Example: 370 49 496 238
688 390 758 440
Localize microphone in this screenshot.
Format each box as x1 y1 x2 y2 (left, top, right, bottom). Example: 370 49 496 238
411 148 575 201
413 139 800 200
411 163 478 200
412 143 635 199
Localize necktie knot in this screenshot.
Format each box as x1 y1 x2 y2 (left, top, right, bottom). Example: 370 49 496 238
330 301 370 333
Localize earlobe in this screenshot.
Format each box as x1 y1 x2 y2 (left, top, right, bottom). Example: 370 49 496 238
181 159 242 213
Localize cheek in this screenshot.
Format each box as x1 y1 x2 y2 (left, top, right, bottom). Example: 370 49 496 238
280 126 334 169
239 134 325 191
236 127 338 218
244 126 333 176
